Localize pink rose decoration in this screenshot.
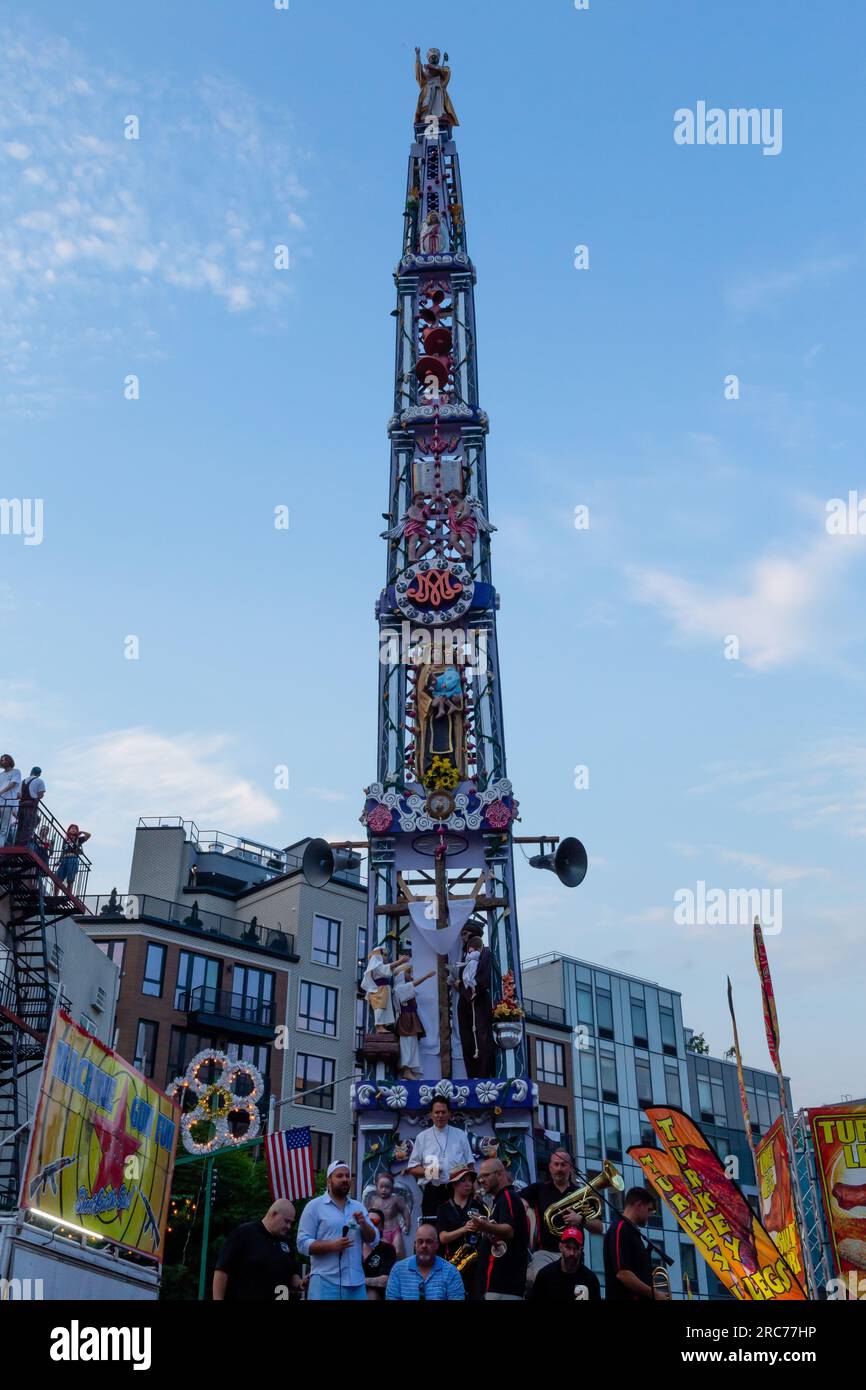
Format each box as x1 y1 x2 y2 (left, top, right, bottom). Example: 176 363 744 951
367 803 393 833
485 800 511 830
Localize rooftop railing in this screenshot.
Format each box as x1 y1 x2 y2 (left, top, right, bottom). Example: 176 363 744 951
523 998 567 1026
80 893 296 958
1 798 92 902
136 817 364 887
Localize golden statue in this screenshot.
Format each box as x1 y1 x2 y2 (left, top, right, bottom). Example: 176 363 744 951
414 47 459 128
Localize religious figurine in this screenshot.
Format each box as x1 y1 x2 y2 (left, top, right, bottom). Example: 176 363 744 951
380 492 435 564
364 1171 412 1260
414 47 459 128
361 945 409 1033
452 934 495 1078
416 662 465 783
393 964 436 1078
420 210 446 255
446 491 496 561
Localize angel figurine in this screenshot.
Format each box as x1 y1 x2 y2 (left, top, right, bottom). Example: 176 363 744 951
380 492 435 564
445 491 496 561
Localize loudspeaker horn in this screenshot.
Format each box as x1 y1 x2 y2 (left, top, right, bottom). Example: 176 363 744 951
301 839 361 887
528 836 588 889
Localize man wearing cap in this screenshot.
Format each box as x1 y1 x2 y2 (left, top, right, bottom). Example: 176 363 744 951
528 1228 601 1303
521 1148 603 1290
297 1160 379 1301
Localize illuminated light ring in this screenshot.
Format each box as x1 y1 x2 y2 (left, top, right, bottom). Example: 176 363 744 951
173 1049 265 1155
223 1060 265 1105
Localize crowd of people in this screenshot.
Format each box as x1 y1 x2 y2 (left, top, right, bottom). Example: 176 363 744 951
213 1098 670 1303
0 752 89 892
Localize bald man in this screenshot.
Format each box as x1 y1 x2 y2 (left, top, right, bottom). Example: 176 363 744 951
471 1158 530 1300
213 1199 300 1302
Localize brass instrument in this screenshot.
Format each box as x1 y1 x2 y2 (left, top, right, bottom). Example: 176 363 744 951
544 1160 625 1238
447 1243 478 1272
652 1264 672 1299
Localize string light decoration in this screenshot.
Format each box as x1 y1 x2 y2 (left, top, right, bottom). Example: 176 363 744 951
168 1049 265 1155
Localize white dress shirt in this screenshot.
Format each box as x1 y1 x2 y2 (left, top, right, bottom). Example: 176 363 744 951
408 1123 474 1185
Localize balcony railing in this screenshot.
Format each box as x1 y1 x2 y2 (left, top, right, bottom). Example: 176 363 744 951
524 998 567 1026
178 986 275 1029
0 798 92 902
136 817 364 888
79 893 296 958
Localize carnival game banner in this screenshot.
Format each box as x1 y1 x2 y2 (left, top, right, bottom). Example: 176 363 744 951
629 1105 806 1300
755 1116 805 1284
21 1011 179 1260
808 1101 866 1280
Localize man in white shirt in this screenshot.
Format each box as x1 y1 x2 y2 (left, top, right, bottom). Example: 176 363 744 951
296 1160 379 1301
405 1097 475 1219
0 755 22 844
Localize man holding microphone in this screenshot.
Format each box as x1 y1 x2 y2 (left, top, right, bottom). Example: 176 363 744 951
297 1160 379 1300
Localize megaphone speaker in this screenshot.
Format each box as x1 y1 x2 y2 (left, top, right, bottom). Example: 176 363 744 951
302 838 335 888
529 836 588 889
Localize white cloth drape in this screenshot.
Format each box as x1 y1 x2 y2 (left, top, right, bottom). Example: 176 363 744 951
408 899 476 1072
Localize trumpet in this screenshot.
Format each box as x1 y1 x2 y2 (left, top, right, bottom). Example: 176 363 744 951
544 1160 624 1238
652 1264 672 1299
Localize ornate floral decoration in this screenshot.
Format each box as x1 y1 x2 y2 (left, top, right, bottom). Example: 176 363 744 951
168 1049 264 1156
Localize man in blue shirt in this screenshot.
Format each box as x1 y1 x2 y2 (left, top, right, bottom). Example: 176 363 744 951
297 1160 379 1301
386 1223 466 1300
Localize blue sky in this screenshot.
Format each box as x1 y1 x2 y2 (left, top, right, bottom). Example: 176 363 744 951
1 1 864 1106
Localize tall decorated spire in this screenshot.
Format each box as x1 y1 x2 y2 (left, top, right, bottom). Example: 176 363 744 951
351 51 586 1206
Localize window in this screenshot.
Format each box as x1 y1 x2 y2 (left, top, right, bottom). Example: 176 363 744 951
603 1110 621 1159
599 1045 618 1102
540 1102 567 1135
635 1056 653 1106
134 1020 158 1078
698 1076 714 1119
579 1048 597 1098
355 995 366 1050
536 1039 565 1087
175 951 220 1011
295 1053 336 1109
680 1236 699 1287
311 1130 333 1172
664 1060 682 1107
575 985 594 1031
357 925 368 981
80 1013 95 1034
312 915 341 968
298 981 339 1037
756 1089 771 1128
640 1122 656 1148
659 1005 678 1055
96 940 125 969
631 998 648 1046
712 1080 726 1123
584 1107 602 1159
596 988 614 1039
142 943 166 998
233 964 275 1024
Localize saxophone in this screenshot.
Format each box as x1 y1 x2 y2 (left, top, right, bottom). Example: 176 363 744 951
447 1242 478 1271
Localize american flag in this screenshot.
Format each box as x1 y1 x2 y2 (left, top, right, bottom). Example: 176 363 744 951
265 1126 315 1202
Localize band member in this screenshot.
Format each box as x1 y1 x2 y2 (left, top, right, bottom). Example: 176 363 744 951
436 1165 485 1300
405 1097 474 1219
528 1227 601 1303
603 1186 669 1300
472 1157 530 1301
521 1147 604 1289
364 1171 410 1259
452 934 494 1078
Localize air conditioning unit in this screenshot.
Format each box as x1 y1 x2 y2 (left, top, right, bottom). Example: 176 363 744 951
92 985 107 1012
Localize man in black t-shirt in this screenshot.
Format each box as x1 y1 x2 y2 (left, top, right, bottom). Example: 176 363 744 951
528 1228 601 1302
521 1148 604 1290
603 1187 667 1301
473 1158 530 1300
213 1200 300 1301
362 1208 398 1299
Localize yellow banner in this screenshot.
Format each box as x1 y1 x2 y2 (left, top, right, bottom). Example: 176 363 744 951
21 1011 179 1260
629 1105 806 1300
755 1116 805 1284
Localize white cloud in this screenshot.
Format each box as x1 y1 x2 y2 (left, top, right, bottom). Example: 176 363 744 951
50 727 281 854
630 530 862 671
726 253 856 314
710 846 828 886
